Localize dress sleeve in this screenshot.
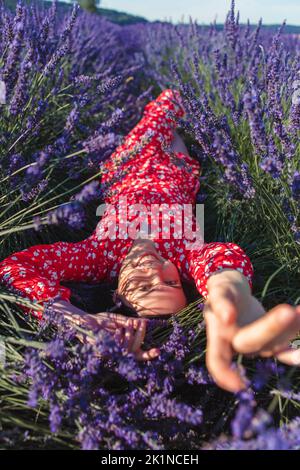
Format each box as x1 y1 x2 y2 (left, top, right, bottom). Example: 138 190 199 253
0 231 108 319
185 242 254 299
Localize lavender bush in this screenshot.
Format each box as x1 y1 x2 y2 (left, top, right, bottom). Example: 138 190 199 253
0 0 300 450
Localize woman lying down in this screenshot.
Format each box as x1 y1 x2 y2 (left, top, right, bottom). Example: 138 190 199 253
1 89 300 393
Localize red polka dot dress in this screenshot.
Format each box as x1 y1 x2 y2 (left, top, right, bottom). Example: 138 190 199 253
0 89 254 319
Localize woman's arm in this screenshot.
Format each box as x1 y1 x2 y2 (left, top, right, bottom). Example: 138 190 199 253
185 244 300 391
204 268 300 392
0 232 108 319
51 299 139 332
51 299 106 329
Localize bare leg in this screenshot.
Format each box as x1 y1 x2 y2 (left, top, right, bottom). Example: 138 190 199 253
170 130 190 156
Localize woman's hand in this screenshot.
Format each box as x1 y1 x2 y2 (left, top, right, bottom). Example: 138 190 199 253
113 317 160 361
51 300 128 345
89 313 161 360
204 269 300 392
52 301 160 360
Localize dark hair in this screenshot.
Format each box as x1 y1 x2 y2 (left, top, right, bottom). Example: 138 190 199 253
61 279 199 317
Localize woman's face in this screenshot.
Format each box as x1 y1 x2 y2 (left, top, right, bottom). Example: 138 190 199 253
117 239 187 318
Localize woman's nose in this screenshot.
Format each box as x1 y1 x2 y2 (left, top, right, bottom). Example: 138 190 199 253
153 262 172 281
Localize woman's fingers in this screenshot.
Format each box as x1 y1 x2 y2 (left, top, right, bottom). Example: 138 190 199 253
101 316 160 361
94 313 148 335
110 313 148 327
135 347 160 361
96 312 142 326
121 319 160 361
123 321 135 351
98 319 119 331
259 341 290 358
205 310 247 392
232 304 300 355
275 346 300 366
109 315 146 330
75 315 156 360
113 319 147 355
115 319 146 352
131 319 147 352
114 327 125 347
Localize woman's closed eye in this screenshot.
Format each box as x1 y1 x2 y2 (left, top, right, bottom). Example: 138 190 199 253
164 280 180 286
138 285 152 292
138 281 180 292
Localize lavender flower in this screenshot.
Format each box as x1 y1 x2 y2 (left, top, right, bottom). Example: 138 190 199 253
73 181 101 204
46 201 86 229
291 171 300 200
49 404 62 433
